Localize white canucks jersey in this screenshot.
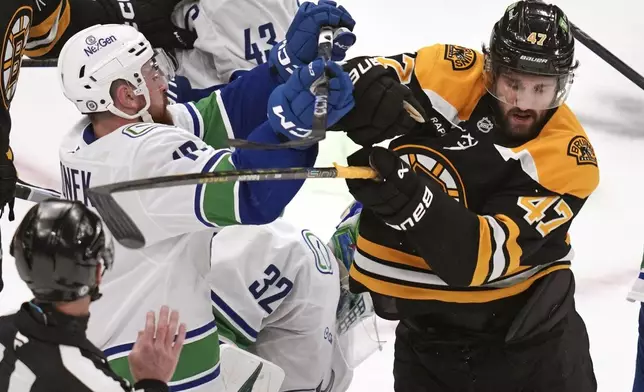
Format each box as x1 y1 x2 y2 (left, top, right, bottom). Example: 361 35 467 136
207 219 353 391
58 117 245 391
171 0 299 88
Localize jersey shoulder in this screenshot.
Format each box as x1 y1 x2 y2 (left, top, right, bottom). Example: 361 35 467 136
215 219 336 275
26 0 71 58
499 105 599 199
410 43 487 121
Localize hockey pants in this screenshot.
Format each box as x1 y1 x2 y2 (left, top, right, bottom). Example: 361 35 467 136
393 307 596 392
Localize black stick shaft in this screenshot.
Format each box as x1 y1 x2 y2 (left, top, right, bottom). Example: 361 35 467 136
20 58 58 67
571 23 644 90
90 166 347 195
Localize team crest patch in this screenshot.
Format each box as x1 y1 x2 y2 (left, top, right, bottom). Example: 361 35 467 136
302 230 334 275
1 7 32 110
444 45 476 71
567 136 597 166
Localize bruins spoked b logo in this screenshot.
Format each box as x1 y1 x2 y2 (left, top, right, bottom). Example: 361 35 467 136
394 144 468 207
1 7 32 110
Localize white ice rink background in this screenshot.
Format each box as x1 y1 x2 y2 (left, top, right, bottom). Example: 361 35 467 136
1 0 643 390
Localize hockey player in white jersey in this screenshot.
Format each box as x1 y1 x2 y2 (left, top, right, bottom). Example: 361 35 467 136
55 17 355 391
209 221 350 391
208 205 382 391
167 0 357 103
170 0 299 90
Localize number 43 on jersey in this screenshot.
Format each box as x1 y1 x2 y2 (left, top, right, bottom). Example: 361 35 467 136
245 23 277 65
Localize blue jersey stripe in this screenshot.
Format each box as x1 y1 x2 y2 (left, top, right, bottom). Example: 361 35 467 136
193 150 229 228
170 364 221 391
211 290 258 339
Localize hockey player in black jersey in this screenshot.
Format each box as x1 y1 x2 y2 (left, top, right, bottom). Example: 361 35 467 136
337 1 598 390
0 199 187 391
0 0 197 293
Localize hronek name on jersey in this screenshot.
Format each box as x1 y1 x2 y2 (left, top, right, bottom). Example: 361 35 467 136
83 35 118 57
60 162 93 207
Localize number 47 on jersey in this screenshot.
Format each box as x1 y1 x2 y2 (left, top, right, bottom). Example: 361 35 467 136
517 195 573 237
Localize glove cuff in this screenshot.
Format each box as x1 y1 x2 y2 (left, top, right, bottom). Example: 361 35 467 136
380 178 434 232
268 40 302 84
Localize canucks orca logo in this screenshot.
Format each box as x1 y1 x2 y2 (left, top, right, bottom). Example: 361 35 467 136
1 7 32 110
394 144 469 207
302 230 334 275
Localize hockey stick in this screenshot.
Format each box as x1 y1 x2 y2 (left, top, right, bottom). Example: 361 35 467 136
226 26 335 150
14 180 62 202
571 23 644 91
87 164 377 249
20 58 58 68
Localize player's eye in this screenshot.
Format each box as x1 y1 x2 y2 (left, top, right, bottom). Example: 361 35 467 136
506 78 520 91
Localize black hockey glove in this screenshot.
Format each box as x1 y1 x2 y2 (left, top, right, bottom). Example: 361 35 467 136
331 57 428 146
0 148 17 222
99 0 197 50
346 146 432 231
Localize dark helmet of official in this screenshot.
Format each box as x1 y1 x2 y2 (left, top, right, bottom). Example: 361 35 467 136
483 1 578 109
10 199 114 303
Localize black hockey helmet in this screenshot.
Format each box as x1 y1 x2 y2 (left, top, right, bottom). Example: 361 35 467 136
483 1 578 109
10 199 114 303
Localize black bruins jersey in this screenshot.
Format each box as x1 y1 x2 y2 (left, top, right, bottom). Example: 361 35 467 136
348 44 600 325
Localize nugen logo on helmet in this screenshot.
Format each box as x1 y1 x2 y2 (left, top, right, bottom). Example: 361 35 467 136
83 35 119 57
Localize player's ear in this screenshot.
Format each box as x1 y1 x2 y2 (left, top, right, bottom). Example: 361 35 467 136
112 80 139 113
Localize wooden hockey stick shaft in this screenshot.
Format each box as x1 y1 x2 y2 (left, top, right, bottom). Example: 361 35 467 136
87 164 377 250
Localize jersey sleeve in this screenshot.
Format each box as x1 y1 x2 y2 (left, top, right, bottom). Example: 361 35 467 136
120 122 315 244
348 44 488 124
192 0 298 82
25 0 111 59
396 149 599 288
167 62 280 148
121 124 239 244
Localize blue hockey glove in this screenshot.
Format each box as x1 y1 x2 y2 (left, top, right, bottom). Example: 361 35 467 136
267 59 354 148
269 0 356 83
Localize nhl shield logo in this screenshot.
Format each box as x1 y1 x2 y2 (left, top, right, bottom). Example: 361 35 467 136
477 117 494 133
567 136 597 166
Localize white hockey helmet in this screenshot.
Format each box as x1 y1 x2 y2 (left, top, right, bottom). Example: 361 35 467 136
57 24 176 122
